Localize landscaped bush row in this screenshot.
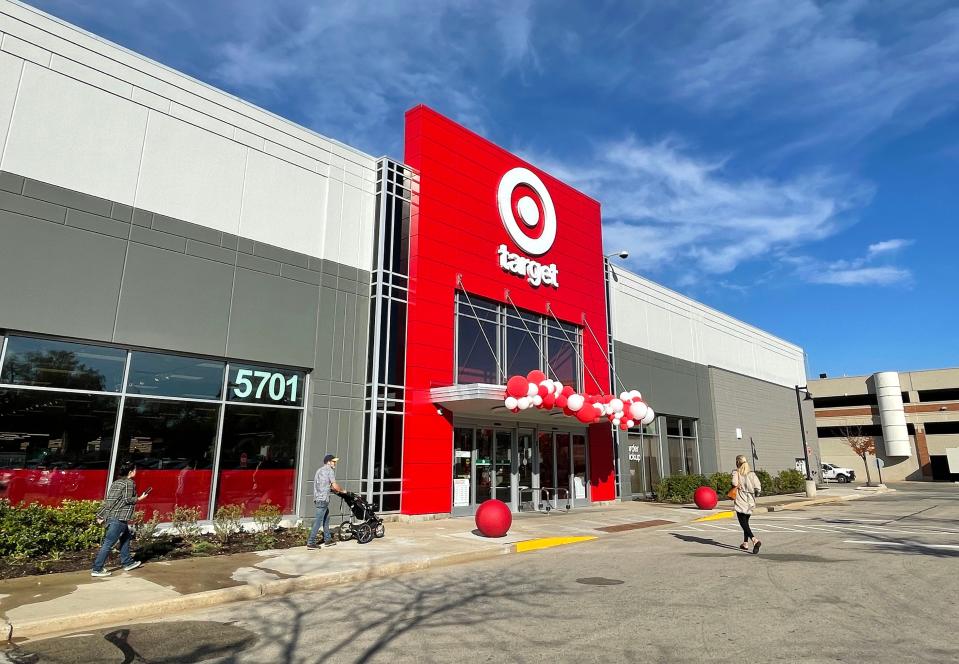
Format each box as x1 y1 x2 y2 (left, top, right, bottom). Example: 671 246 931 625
653 469 807 503
0 498 293 560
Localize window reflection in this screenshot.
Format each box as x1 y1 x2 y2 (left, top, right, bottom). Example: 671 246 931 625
0 389 118 505
127 352 225 400
216 405 300 516
116 398 219 519
0 336 126 392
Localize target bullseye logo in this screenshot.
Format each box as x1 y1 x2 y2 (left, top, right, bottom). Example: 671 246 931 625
497 167 556 256
496 167 559 288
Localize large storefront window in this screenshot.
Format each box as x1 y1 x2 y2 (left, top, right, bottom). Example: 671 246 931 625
0 335 305 518
455 293 582 389
0 389 118 505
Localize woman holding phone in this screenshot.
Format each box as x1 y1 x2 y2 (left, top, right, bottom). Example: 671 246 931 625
732 455 763 554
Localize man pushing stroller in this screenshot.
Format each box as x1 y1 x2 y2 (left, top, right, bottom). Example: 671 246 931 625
306 454 344 549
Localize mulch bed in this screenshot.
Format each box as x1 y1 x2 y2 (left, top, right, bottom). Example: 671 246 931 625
0 527 312 581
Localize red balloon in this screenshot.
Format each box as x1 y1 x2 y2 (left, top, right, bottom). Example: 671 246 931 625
556 395 568 409
475 499 512 537
506 375 529 398
542 394 555 409
694 486 718 510
526 370 547 385
562 406 574 416
537 384 549 398
575 407 595 424
561 385 575 396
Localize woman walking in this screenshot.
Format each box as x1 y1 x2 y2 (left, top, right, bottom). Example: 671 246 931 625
732 455 762 554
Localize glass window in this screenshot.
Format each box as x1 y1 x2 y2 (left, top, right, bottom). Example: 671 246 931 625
665 417 681 437
667 437 684 475
506 326 540 378
681 419 693 438
116 398 218 519
475 429 493 503
0 389 118 505
215 405 301 516
547 335 577 387
0 336 126 392
684 438 699 475
126 352 225 400
644 435 661 490
457 316 499 384
227 364 305 407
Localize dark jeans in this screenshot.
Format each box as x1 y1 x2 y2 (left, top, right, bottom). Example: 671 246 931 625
92 518 134 571
307 500 331 545
736 512 754 542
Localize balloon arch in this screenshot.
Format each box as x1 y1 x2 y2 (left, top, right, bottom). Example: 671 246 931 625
503 370 654 431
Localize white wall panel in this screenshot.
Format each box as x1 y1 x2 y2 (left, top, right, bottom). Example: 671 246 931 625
337 184 365 269
613 268 806 387
136 111 246 234
322 176 344 265
0 49 22 156
239 149 327 256
3 63 146 205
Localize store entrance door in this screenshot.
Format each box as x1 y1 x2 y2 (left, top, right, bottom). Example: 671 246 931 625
453 424 587 514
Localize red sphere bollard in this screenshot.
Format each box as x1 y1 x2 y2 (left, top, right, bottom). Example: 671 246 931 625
475 499 512 537
694 486 718 510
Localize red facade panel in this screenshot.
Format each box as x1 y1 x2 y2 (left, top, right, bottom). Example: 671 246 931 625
401 106 614 514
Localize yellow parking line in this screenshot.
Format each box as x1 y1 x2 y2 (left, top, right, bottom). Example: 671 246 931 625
515 536 597 552
693 511 735 522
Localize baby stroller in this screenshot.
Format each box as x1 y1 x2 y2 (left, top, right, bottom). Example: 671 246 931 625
335 490 385 544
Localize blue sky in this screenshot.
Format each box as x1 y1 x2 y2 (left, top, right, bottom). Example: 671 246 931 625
28 0 959 378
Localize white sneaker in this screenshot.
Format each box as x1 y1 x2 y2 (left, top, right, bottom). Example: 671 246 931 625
91 569 111 577
123 561 142 571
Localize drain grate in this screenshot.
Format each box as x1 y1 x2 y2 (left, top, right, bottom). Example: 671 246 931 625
576 577 624 586
596 519 674 533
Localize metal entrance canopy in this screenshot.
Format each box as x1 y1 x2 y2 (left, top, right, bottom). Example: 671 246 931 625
431 384 580 426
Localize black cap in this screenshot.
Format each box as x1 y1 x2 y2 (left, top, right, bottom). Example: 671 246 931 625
323 454 339 464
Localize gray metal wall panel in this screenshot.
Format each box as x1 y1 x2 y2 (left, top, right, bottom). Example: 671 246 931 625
0 172 374 519
115 243 234 357
0 209 125 341
709 366 820 476
227 268 319 368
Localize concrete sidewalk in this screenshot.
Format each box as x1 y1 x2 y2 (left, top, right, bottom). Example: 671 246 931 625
0 487 884 641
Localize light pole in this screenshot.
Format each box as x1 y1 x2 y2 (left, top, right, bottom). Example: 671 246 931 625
604 251 628 499
795 384 816 497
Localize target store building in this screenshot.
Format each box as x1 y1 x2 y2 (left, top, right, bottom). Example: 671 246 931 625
0 1 817 521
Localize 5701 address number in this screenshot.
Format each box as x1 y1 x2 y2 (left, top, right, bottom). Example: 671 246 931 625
232 369 299 403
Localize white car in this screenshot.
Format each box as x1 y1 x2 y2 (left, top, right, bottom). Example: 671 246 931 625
821 463 856 483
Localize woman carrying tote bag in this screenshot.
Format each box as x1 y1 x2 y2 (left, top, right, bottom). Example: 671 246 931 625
731 454 762 554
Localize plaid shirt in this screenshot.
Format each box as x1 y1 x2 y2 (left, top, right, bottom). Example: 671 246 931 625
97 477 138 522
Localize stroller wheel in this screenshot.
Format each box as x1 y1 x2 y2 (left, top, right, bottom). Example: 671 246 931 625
374 522 385 538
338 521 353 541
354 523 373 544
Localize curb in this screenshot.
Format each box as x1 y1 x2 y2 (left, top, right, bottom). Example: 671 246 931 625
5 545 514 641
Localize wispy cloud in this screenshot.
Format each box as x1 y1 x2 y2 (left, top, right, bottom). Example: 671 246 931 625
657 0 959 147
808 266 911 287
527 136 871 278
867 239 913 256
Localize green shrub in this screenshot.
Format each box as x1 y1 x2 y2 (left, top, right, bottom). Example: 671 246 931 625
754 469 775 495
653 474 708 503
135 510 163 541
0 499 102 559
708 472 733 498
212 504 244 545
252 502 282 548
777 469 806 494
169 505 202 543
191 540 217 556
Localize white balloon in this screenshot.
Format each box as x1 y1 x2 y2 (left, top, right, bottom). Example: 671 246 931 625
629 401 648 421
619 391 630 401
504 396 518 409
566 394 584 411
625 419 635 428
613 417 621 426
518 397 531 410
553 382 564 397
609 398 624 414
532 395 543 407
540 379 554 393
594 403 605 416
641 408 655 426
527 383 538 397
